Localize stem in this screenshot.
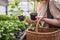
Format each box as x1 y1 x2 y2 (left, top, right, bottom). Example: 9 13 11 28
34 0 36 12
34 0 35 11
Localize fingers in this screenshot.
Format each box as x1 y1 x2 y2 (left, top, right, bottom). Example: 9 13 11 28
36 16 47 19
30 15 46 23
36 16 44 19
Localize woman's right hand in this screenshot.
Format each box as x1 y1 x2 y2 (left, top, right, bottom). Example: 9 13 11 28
36 16 45 21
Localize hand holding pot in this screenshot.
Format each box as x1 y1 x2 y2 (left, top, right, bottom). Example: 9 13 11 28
36 16 46 21
30 16 46 23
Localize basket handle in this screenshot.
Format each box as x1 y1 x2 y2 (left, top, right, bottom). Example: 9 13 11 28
35 18 42 32
35 13 46 32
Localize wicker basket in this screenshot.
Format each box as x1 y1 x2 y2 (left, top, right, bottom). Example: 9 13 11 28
26 19 60 40
26 27 60 40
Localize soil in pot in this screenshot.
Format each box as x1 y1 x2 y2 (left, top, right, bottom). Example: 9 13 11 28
18 15 25 21
30 13 37 20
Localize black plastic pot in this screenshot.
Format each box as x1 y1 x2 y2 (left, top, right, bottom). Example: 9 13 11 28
18 15 25 21
30 13 37 20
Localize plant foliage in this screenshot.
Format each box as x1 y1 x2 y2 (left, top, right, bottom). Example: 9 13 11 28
0 15 28 40
9 0 23 15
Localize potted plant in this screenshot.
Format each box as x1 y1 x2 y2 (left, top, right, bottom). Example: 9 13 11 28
9 0 25 21
30 0 37 20
18 14 25 21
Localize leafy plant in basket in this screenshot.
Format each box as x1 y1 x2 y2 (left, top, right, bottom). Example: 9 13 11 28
9 0 25 21
30 0 37 20
29 22 43 31
29 24 36 31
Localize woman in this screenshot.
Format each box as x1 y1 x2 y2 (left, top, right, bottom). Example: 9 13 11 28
30 0 60 28
36 0 60 28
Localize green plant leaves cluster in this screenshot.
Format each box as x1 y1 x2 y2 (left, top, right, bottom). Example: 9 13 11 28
0 20 28 40
0 15 18 20
30 24 35 31
0 15 28 40
29 22 42 31
9 0 23 15
9 0 20 9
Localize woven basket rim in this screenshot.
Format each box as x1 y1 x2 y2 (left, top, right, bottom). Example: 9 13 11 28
26 29 60 35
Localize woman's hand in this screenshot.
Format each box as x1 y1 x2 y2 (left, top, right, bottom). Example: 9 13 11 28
36 16 47 21
36 16 60 26
29 16 47 24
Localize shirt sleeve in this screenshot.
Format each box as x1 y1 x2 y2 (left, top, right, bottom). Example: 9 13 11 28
49 0 60 22
53 0 60 10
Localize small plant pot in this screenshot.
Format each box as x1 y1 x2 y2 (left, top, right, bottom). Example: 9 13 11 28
18 15 25 21
30 13 37 20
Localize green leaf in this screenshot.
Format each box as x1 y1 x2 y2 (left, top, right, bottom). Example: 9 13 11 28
30 24 33 29
33 9 36 13
10 4 15 8
30 2 34 6
9 9 14 12
18 8 21 10
15 0 20 6
10 33 14 36
0 34 2 38
18 9 23 15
